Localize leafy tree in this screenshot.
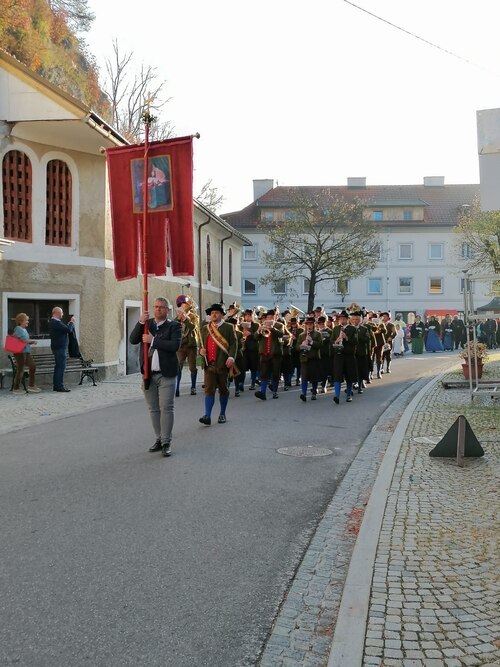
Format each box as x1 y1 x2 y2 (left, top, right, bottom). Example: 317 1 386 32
0 0 103 110
259 188 380 312
457 198 500 275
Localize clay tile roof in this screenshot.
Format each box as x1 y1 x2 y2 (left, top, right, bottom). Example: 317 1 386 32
222 183 479 229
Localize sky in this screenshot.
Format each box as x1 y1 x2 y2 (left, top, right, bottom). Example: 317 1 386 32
85 0 500 213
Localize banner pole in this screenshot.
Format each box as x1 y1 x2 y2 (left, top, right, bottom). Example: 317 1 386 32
142 107 152 389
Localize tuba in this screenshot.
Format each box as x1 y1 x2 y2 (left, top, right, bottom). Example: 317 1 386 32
289 304 305 320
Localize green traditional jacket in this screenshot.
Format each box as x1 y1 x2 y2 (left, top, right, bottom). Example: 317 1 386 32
200 321 238 368
354 324 371 356
175 314 198 347
331 324 358 355
317 327 332 359
296 330 322 361
256 322 284 356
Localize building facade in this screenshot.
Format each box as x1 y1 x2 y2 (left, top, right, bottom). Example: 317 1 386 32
223 178 494 320
0 49 248 379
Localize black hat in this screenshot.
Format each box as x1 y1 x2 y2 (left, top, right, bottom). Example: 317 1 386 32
205 303 225 315
338 310 349 318
244 309 253 315
226 317 237 325
290 317 297 323
317 315 326 323
314 306 323 312
350 311 363 317
380 311 390 318
266 309 275 317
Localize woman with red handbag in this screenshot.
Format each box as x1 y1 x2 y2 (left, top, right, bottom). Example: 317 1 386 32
12 313 41 394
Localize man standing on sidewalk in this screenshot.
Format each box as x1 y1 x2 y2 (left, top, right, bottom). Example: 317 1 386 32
49 307 75 392
129 298 182 457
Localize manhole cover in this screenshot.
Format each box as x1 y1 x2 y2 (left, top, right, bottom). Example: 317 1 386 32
277 446 333 457
412 436 442 445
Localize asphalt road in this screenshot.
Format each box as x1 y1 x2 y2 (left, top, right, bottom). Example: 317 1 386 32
0 353 456 666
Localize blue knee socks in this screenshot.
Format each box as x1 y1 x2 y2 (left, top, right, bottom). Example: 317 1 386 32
205 395 215 417
219 394 228 416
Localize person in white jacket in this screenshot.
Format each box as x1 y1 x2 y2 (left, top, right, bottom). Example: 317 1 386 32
392 323 405 356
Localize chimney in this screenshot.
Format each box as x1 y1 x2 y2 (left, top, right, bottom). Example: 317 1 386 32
347 177 366 188
253 179 274 201
423 176 445 187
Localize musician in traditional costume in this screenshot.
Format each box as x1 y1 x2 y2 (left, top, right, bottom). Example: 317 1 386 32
198 303 237 426
174 295 199 397
381 312 396 373
239 309 260 390
331 310 358 403
255 309 284 400
289 317 303 386
280 320 294 390
350 310 370 393
372 318 387 379
226 316 245 396
296 316 322 401
316 315 332 393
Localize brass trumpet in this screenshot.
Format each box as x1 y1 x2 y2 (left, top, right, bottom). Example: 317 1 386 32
258 319 274 337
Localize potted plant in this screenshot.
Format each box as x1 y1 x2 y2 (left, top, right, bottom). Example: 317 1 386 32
458 341 489 379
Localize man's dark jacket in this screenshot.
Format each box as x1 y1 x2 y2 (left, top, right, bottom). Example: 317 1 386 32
49 318 74 350
129 318 182 377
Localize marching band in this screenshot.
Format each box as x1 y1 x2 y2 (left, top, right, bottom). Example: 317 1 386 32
173 295 401 425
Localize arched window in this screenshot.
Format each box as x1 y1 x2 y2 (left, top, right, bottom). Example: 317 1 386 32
228 248 233 287
2 150 32 242
206 234 212 282
46 159 72 246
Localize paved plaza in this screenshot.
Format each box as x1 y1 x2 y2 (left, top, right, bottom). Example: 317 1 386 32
1 355 499 667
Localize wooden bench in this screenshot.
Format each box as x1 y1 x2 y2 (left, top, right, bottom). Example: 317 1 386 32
8 352 99 391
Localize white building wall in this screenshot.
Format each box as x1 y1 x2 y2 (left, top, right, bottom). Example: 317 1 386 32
240 228 493 316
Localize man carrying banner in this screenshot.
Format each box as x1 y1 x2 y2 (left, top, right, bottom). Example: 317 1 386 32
198 303 237 426
129 298 182 457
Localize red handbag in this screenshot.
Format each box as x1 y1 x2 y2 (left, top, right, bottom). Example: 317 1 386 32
4 335 26 354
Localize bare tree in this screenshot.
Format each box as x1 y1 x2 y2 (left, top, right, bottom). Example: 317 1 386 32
102 40 174 143
196 178 225 213
259 188 380 312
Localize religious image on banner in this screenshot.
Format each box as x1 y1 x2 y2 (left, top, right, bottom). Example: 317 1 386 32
131 155 173 212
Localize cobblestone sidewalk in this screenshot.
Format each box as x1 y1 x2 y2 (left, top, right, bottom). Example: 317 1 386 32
259 355 500 667
363 357 500 667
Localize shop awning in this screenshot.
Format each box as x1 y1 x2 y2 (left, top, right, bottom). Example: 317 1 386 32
424 309 458 317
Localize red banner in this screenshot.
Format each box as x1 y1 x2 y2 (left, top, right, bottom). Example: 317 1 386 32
106 136 195 280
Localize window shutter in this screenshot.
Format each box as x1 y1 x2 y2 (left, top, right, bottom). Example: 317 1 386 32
2 150 32 242
46 160 72 246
